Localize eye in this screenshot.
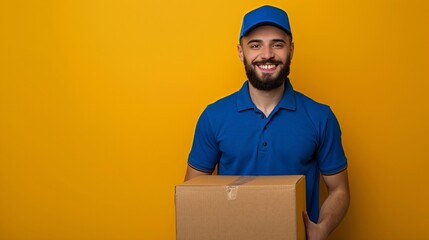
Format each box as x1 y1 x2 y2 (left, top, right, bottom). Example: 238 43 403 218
273 43 284 48
249 44 261 49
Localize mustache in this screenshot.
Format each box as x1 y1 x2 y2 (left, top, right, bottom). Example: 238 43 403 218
252 59 283 65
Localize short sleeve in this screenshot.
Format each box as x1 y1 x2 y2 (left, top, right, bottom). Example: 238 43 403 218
317 108 348 175
188 108 220 173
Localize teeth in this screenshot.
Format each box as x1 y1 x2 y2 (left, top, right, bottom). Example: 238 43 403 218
259 64 276 70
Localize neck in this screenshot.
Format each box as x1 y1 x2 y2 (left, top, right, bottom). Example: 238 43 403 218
248 81 285 117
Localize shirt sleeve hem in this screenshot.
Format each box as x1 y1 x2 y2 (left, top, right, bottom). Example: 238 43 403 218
320 164 348 176
188 162 215 174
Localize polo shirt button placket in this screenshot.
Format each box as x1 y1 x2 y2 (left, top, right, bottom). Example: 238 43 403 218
259 113 269 148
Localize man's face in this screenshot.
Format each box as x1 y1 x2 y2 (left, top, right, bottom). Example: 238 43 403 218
238 25 294 91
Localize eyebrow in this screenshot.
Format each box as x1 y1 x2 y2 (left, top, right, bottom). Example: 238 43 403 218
247 39 262 45
246 39 287 45
272 39 287 43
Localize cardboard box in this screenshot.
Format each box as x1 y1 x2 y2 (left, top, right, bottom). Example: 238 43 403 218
175 175 306 240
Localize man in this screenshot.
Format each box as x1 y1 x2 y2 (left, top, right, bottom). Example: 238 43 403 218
185 5 350 240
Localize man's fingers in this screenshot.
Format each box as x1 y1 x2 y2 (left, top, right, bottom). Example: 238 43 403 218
302 211 311 226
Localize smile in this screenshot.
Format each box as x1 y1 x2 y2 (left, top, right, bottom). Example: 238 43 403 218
257 64 277 70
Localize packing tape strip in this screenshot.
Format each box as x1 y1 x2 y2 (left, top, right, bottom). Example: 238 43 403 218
225 176 257 200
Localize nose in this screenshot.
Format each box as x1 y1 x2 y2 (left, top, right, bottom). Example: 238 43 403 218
261 46 274 59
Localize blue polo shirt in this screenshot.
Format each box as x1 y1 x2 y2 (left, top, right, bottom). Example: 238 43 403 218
188 80 347 222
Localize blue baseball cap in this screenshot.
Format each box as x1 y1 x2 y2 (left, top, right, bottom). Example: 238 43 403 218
239 5 292 40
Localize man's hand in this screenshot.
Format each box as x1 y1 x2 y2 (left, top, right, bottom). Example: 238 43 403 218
303 211 329 240
303 169 350 240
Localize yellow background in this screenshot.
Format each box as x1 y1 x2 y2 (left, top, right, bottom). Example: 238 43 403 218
1 0 428 239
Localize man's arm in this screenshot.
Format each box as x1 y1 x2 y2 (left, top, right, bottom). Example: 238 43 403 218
184 165 212 181
303 169 350 240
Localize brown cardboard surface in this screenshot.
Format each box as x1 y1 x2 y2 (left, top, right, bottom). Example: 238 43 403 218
175 175 306 240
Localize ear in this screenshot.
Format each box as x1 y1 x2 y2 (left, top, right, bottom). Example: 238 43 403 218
237 44 244 62
289 41 295 60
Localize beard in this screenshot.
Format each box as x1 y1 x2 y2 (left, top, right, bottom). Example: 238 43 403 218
244 55 291 91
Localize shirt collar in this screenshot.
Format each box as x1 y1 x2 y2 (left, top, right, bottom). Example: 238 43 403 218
236 79 296 112
278 79 297 111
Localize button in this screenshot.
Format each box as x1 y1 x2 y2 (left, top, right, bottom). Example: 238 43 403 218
262 142 267 147
260 115 264 119
263 126 267 130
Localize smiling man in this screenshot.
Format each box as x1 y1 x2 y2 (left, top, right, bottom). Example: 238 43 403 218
185 5 350 240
